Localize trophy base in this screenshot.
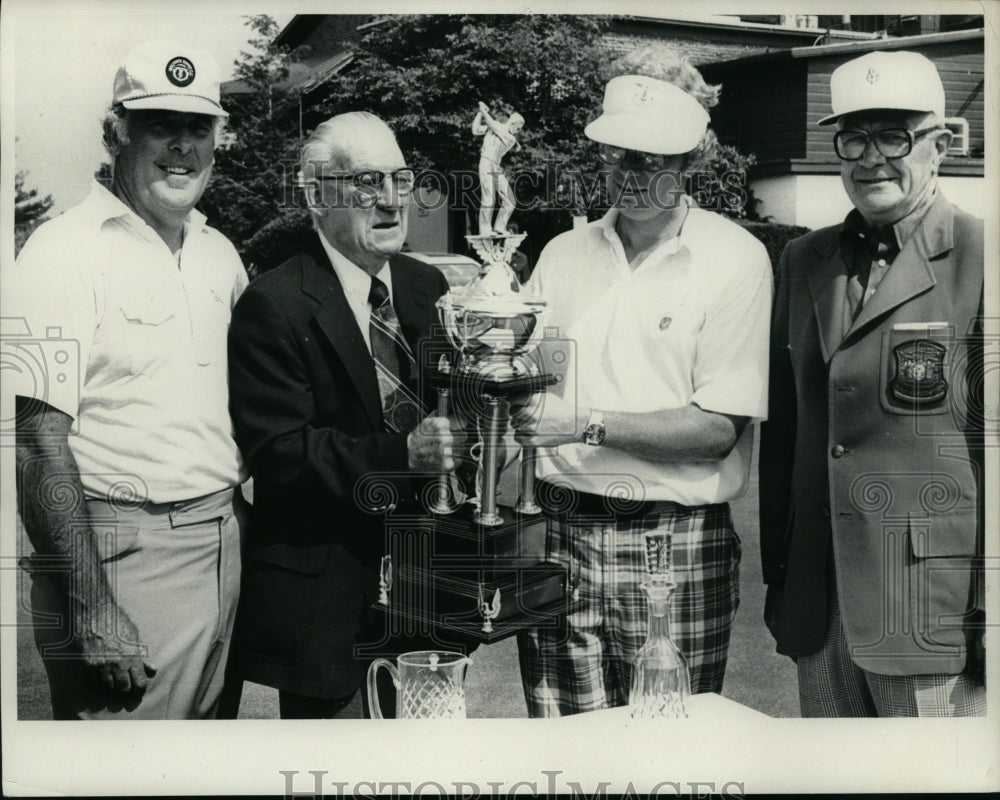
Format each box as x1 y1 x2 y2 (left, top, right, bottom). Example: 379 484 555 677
377 507 571 642
430 503 547 561
515 499 542 515
376 561 570 643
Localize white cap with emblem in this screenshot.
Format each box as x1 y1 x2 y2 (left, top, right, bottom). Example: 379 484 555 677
584 74 710 155
112 41 228 118
818 50 945 126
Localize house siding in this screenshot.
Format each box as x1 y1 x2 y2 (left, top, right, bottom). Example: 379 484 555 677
700 60 808 162
805 41 984 162
278 14 369 68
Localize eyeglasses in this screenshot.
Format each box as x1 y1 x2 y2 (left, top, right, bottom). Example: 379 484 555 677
316 168 416 194
597 143 673 171
833 127 943 161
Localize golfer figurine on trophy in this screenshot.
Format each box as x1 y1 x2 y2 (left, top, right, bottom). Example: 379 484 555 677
472 101 524 237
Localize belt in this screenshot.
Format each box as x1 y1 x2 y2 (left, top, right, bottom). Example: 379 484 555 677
534 481 728 522
20 488 239 575
86 487 237 527
535 481 657 521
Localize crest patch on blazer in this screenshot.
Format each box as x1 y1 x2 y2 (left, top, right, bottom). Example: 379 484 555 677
891 339 948 403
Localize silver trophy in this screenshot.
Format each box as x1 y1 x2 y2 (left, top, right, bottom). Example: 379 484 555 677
436 232 547 525
376 105 569 641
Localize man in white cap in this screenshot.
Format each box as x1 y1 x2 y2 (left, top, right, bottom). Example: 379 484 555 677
760 50 985 716
512 49 772 716
12 42 248 718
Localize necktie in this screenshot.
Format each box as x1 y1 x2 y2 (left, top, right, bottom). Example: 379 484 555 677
368 275 425 433
846 225 899 322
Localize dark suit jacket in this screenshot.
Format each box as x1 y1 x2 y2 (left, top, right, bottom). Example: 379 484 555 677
759 194 984 676
227 238 452 698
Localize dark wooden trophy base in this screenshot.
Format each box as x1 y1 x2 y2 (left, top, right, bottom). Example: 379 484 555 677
374 366 573 643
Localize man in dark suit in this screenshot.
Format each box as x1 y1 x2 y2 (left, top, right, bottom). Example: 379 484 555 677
227 112 467 718
760 51 985 716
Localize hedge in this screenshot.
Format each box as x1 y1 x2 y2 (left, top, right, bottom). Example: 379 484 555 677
737 220 812 273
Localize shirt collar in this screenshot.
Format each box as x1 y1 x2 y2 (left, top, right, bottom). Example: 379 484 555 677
80 180 207 241
317 230 392 305
597 195 693 259
841 187 938 251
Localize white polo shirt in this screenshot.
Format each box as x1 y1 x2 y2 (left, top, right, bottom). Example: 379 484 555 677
6 182 248 503
528 203 772 505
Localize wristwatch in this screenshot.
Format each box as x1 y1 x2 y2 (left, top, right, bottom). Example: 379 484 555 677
583 410 606 446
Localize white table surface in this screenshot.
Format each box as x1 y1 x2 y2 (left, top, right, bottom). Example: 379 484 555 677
550 692 769 723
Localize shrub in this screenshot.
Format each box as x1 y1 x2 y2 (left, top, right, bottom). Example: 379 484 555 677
242 209 312 278
737 220 811 271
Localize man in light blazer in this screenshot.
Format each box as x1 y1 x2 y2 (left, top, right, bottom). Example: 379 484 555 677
227 112 470 718
760 51 985 716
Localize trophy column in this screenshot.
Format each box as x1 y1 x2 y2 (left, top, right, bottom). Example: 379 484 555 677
476 395 506 527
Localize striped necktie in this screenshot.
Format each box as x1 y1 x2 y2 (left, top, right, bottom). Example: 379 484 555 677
368 275 425 433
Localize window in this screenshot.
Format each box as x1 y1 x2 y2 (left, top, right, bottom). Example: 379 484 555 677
943 117 970 156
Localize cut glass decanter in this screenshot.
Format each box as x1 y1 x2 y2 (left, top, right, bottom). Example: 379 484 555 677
629 533 691 718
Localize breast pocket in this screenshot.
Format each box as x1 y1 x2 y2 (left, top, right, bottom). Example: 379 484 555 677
879 324 954 416
118 298 178 377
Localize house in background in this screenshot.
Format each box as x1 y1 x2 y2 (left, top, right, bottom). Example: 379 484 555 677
225 14 985 247
699 28 986 228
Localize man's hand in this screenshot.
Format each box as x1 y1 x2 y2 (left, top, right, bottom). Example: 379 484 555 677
407 414 464 472
509 392 587 448
77 602 157 694
16 399 157 701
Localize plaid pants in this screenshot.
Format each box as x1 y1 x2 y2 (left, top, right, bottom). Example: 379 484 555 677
798 593 986 717
517 501 741 717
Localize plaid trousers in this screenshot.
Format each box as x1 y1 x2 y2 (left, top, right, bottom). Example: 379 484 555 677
517 501 741 717
797 592 986 717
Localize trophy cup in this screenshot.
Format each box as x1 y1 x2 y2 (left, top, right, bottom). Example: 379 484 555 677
374 104 571 641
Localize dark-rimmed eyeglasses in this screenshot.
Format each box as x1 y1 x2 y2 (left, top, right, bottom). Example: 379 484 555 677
316 168 416 194
833 127 943 161
597 143 673 171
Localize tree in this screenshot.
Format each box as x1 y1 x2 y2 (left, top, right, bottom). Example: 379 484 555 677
15 167 54 255
198 15 311 276
690 141 762 221
94 163 112 190
314 15 613 251
204 14 761 270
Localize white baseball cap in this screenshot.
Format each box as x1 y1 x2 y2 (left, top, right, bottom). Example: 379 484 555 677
584 74 710 155
818 50 945 126
113 41 228 118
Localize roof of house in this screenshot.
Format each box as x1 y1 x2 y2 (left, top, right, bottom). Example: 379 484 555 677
704 27 983 68
221 50 353 97
621 13 880 42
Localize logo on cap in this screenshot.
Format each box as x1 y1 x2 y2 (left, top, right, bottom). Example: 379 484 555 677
865 68 880 84
165 56 196 87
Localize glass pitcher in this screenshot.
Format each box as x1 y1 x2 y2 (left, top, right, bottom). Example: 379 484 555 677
366 650 472 719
